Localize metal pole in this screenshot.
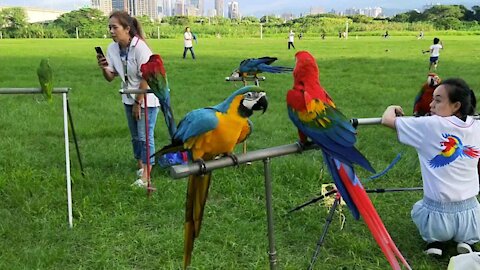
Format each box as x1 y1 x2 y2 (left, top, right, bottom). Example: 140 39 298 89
66 99 85 177
308 194 340 270
63 93 73 228
0 88 70 94
263 158 277 270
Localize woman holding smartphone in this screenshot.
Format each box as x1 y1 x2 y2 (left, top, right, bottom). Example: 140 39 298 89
96 11 160 188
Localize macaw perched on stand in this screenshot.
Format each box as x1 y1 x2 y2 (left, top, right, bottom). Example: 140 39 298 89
37 59 53 102
141 54 177 139
231 56 293 85
286 51 411 270
154 86 268 270
413 73 441 117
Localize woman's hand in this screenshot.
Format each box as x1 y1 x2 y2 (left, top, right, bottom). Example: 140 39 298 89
381 105 404 129
97 55 108 69
132 103 141 120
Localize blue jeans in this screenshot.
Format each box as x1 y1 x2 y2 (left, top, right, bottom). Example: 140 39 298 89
183 47 195 59
124 104 159 165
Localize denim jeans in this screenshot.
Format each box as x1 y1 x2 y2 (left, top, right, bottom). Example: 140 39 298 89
183 47 195 59
124 104 159 165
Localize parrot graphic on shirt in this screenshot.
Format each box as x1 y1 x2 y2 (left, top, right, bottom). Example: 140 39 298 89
153 85 268 270
285 50 411 270
37 59 53 102
429 133 480 168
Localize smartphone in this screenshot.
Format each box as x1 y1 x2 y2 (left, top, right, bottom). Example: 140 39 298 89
95 46 104 57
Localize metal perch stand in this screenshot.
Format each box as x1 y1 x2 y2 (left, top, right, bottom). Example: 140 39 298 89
169 115 480 269
0 87 79 228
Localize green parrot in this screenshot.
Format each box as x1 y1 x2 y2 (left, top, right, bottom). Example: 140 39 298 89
37 59 53 102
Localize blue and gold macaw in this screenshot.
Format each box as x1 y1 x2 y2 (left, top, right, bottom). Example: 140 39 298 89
286 51 411 270
154 85 268 269
231 56 293 85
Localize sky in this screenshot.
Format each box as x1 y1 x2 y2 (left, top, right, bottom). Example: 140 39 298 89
0 0 478 16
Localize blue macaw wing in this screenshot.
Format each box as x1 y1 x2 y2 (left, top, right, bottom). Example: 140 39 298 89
239 57 278 73
175 108 219 143
287 103 375 173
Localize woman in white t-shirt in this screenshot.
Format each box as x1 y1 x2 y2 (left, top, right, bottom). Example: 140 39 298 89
183 27 195 59
382 78 480 257
96 11 160 187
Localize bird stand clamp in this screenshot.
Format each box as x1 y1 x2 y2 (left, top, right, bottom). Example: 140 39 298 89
0 87 81 228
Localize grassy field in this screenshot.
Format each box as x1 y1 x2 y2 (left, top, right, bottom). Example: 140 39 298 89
0 35 479 269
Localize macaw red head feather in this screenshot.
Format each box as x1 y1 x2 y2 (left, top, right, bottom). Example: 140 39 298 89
291 50 333 106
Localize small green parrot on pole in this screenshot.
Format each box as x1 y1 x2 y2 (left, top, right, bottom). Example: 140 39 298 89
37 59 53 102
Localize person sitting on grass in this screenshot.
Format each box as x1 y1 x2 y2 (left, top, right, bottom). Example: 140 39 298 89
382 78 480 257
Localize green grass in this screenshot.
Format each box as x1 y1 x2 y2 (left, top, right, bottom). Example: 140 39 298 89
0 35 479 269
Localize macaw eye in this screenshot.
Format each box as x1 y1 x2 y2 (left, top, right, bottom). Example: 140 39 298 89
245 92 253 98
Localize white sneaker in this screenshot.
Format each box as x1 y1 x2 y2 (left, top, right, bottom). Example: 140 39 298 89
136 168 144 177
457 242 474 254
131 179 146 188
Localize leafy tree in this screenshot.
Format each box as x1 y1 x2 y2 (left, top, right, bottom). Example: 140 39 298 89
472 5 480 21
391 10 424 22
0 7 28 37
53 8 105 37
423 5 463 21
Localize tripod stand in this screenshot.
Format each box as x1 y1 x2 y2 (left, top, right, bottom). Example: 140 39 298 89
288 185 423 270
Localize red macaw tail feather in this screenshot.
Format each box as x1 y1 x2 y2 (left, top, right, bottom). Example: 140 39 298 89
336 161 412 270
184 173 212 270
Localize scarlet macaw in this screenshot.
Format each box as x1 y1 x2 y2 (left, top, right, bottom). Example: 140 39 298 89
37 59 53 102
154 86 268 269
286 51 411 270
413 73 441 117
231 56 293 85
141 54 176 139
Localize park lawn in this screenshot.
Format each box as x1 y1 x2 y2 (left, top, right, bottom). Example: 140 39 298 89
0 35 479 269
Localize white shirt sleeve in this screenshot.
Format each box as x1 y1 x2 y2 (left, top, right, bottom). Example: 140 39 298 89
396 117 428 149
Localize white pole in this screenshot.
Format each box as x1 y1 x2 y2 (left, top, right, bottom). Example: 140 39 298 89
345 21 349 39
76 27 79 39
260 24 263 39
63 93 73 228
157 26 160 39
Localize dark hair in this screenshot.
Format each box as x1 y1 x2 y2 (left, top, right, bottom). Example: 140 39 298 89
185 26 190 31
441 78 477 120
433 37 440 44
109 11 144 39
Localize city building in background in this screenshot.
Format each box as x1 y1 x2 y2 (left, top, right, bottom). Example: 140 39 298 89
0 6 65 23
214 0 224 17
309 7 325 15
227 1 239 19
91 0 112 15
112 0 127 11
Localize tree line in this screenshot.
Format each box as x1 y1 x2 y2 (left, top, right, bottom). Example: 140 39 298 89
1 4 479 39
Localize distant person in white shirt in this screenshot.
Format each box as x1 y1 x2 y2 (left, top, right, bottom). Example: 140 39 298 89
183 26 195 59
288 29 295 50
429 37 443 71
382 78 480 258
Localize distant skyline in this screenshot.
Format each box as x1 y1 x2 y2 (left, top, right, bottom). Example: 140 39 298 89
1 0 478 16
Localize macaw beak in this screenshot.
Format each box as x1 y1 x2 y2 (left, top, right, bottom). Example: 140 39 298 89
252 93 268 114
